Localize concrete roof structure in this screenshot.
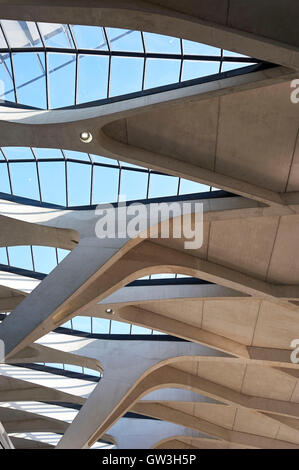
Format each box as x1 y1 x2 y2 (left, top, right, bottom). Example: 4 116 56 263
0 1 299 450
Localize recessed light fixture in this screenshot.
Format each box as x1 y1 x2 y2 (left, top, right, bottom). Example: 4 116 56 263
80 131 93 143
105 308 114 315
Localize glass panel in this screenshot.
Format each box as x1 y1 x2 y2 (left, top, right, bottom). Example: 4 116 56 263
32 246 57 273
92 318 110 334
110 56 143 97
0 164 11 193
221 61 255 72
179 179 210 194
0 53 15 101
106 28 143 52
63 150 90 162
33 147 63 160
145 58 180 88
0 26 7 48
148 174 179 198
110 320 130 334
71 25 108 50
12 52 46 108
57 248 70 263
120 170 148 201
48 53 76 108
183 39 220 56
83 368 101 377
10 162 39 199
90 154 118 166
38 161 66 205
8 246 33 270
3 147 34 160
223 49 249 58
1 20 42 48
72 316 91 333
77 55 109 103
64 364 83 373
67 162 91 206
46 363 63 369
182 60 220 81
38 23 74 48
92 166 119 204
144 33 180 54
131 324 152 334
0 247 8 264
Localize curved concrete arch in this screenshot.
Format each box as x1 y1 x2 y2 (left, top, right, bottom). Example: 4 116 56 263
1 1 299 68
130 401 299 449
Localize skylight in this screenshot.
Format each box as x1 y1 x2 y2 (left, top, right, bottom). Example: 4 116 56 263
0 20 258 108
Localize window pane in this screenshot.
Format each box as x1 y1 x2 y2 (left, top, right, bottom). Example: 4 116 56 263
64 150 90 162
32 246 57 273
77 55 109 103
12 52 46 108
0 247 8 264
57 248 70 263
38 23 74 48
92 166 119 204
8 246 33 270
223 49 248 58
39 161 66 205
110 57 143 97
131 324 152 334
144 33 180 54
179 179 210 194
221 61 255 72
3 147 34 160
0 53 15 101
72 316 91 333
145 59 180 88
48 53 76 108
182 60 220 81
10 162 39 199
71 25 107 50
1 20 42 48
120 170 148 201
183 39 220 56
92 318 110 334
110 320 130 334
0 164 11 193
33 147 63 160
107 28 143 52
67 162 91 206
148 174 178 198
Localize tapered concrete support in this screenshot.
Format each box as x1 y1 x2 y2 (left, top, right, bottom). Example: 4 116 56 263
130 402 299 449
6 343 102 374
0 420 13 449
11 437 53 449
0 371 85 405
0 406 68 434
55 338 229 448
106 417 212 450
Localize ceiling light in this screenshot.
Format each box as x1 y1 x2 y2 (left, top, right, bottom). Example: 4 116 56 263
80 131 93 143
105 308 114 315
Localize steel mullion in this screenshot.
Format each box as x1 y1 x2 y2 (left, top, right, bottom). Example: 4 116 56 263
88 153 94 205
0 148 13 194
30 245 36 271
179 38 184 82
61 149 69 207
31 147 42 202
68 25 79 106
